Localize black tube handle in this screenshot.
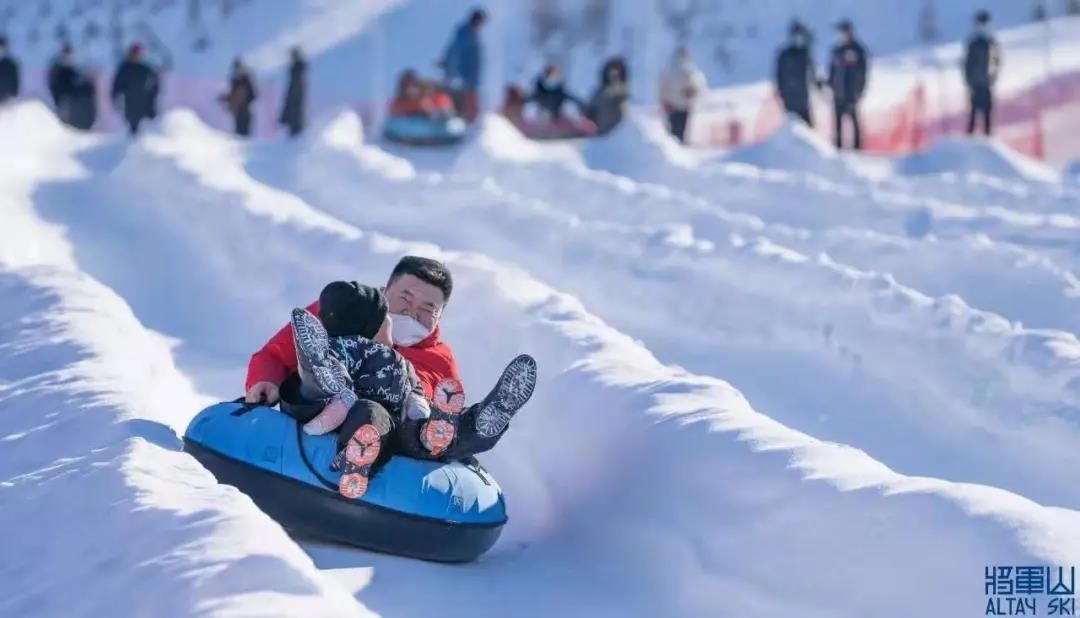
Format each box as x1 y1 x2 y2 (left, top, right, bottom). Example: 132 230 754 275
230 397 263 416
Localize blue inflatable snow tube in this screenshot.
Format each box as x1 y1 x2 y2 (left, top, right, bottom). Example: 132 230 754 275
382 115 467 146
182 401 507 562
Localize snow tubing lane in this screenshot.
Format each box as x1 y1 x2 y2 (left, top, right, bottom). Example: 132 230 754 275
382 115 467 146
183 401 507 563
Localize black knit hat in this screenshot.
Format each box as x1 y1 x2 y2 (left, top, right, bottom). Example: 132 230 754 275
318 281 388 339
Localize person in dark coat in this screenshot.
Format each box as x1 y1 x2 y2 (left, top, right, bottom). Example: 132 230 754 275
48 44 79 120
441 8 486 122
0 36 20 103
826 20 869 149
48 44 96 129
224 57 257 137
67 76 98 131
775 22 817 126
963 10 1001 136
111 44 160 135
528 64 580 120
279 47 307 137
586 57 630 135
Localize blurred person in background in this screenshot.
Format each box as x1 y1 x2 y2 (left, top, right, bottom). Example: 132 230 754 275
389 70 455 118
48 43 97 129
963 10 1001 136
529 63 582 120
223 57 257 137
280 47 308 137
112 43 160 135
441 8 486 122
775 22 817 126
587 56 630 135
0 36 20 103
826 19 869 149
659 46 707 143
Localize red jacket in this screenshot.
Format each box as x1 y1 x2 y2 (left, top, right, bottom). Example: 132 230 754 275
245 300 462 399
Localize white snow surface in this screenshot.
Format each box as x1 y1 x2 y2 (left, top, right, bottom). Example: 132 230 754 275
4 94 1080 616
4 17 1080 615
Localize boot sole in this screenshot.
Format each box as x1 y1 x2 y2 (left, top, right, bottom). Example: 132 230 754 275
422 377 466 456
475 354 537 438
291 308 350 396
337 424 382 499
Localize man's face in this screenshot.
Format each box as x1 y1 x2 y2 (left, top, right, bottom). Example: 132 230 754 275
384 274 446 329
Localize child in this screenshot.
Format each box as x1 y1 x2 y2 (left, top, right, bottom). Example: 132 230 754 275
292 281 539 499
292 281 465 499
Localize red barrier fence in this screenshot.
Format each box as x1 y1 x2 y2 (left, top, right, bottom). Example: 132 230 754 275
707 69 1080 163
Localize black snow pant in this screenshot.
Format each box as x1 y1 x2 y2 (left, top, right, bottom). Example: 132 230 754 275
279 375 503 470
394 403 504 462
279 376 396 475
967 85 993 136
833 100 862 150
666 109 690 143
782 98 813 127
234 108 253 137
126 114 146 135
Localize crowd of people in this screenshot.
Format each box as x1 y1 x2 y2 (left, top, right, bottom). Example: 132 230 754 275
0 7 1005 147
773 10 1002 149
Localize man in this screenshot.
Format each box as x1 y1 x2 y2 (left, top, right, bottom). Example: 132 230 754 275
279 47 307 137
775 22 817 126
48 44 79 123
659 46 707 143
963 10 1001 136
224 57 257 137
529 63 582 121
245 256 537 497
0 36 19 103
441 8 486 122
111 43 160 135
826 19 869 150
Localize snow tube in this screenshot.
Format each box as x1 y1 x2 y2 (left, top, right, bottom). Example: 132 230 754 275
382 115 467 146
182 400 507 562
514 117 599 141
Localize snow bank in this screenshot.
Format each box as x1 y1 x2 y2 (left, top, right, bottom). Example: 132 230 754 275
26 108 1080 616
723 116 853 178
455 113 584 171
256 108 1080 512
582 113 701 180
0 267 369 618
897 136 1062 183
0 104 370 617
1066 159 1080 181
302 109 417 181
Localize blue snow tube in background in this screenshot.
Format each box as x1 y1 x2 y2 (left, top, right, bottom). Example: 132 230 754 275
382 115 467 146
183 401 507 562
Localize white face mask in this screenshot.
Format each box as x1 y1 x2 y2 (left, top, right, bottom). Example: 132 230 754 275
389 313 433 347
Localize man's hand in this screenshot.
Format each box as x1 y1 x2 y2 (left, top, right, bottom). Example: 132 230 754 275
245 381 280 404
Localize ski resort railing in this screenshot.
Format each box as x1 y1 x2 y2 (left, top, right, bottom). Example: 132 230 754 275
699 68 1080 164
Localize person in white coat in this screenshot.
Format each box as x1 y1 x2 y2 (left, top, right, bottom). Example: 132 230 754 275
659 46 707 143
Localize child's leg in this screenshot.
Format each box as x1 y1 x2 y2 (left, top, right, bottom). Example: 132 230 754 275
333 399 396 499
394 412 501 462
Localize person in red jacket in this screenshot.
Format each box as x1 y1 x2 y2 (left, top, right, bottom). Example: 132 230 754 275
245 256 537 484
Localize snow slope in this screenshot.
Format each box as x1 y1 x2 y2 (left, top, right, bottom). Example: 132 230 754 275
5 93 1080 617
0 103 369 617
